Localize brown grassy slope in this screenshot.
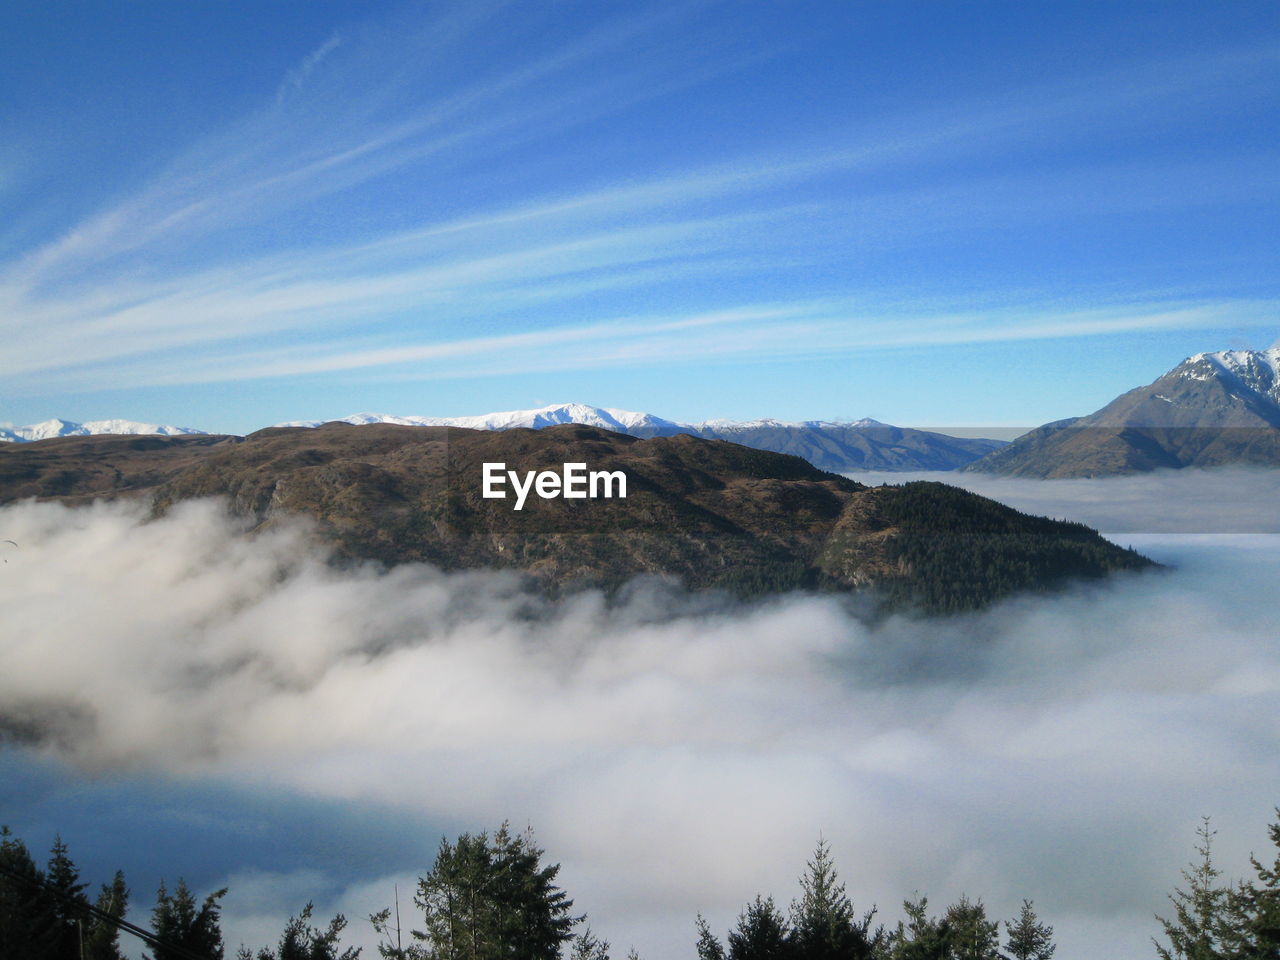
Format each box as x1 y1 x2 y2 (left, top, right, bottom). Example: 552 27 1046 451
0 433 240 503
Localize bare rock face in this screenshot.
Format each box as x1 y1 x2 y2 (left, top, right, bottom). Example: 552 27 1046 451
0 422 1152 612
966 348 1280 477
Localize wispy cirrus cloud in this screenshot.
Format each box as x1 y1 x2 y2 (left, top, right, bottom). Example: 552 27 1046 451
12 285 1276 395
276 33 343 104
2 4 1276 398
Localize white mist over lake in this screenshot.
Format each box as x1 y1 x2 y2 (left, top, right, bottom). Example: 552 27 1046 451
1 469 1278 959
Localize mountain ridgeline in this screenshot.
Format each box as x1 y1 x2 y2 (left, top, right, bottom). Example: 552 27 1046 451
279 403 1007 472
0 417 207 444
0 423 1151 612
4 405 1004 472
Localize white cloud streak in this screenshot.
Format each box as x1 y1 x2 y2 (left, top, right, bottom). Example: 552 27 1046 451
1 7 1275 396
276 34 343 104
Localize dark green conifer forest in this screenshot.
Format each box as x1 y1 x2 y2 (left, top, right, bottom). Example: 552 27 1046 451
3 811 1280 960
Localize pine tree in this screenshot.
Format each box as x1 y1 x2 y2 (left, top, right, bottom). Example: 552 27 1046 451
247 902 360 960
0 826 57 960
369 896 425 960
85 872 129 960
1002 900 1054 960
488 824 578 960
1220 809 1280 960
45 837 90 960
696 914 726 960
369 889 426 960
787 840 882 960
570 926 610 960
726 895 790 960
408 824 577 960
415 831 492 960
942 897 998 960
889 897 950 960
148 879 227 960
1155 818 1230 960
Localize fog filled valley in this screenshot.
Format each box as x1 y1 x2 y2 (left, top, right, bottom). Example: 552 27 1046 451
4 0 1278 953
2 469 1280 959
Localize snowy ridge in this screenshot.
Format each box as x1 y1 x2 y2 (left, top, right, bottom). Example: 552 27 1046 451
1181 347 1280 405
271 405 1001 472
276 403 689 432
4 406 999 471
275 404 890 433
437 403 688 432
0 418 207 443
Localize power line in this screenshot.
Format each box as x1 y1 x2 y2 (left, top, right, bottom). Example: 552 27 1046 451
0 861 216 960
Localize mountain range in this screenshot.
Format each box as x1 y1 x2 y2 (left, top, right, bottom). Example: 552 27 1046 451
276 404 1007 472
9 344 1278 478
0 424 1151 612
966 347 1280 477
0 418 207 444
2 409 1003 472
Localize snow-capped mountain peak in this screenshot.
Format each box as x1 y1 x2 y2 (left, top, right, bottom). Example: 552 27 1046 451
274 405 906 435
458 403 686 432
1180 347 1280 405
0 418 207 443
275 404 692 433
265 405 1002 472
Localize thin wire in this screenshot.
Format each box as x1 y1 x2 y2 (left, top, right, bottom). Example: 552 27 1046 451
0 861 215 960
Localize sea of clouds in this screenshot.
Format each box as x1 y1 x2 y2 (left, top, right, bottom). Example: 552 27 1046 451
1 468 1279 959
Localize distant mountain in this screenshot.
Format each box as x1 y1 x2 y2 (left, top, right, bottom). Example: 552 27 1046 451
2 406 1004 471
691 418 1005 472
277 403 1005 471
276 403 688 435
0 417 206 443
0 423 1150 613
966 347 1280 477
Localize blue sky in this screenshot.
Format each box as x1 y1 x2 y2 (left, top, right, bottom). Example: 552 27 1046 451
2 0 1278 434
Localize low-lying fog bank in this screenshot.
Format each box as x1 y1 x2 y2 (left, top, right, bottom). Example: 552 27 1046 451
1 469 1277 958
849 465 1280 533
